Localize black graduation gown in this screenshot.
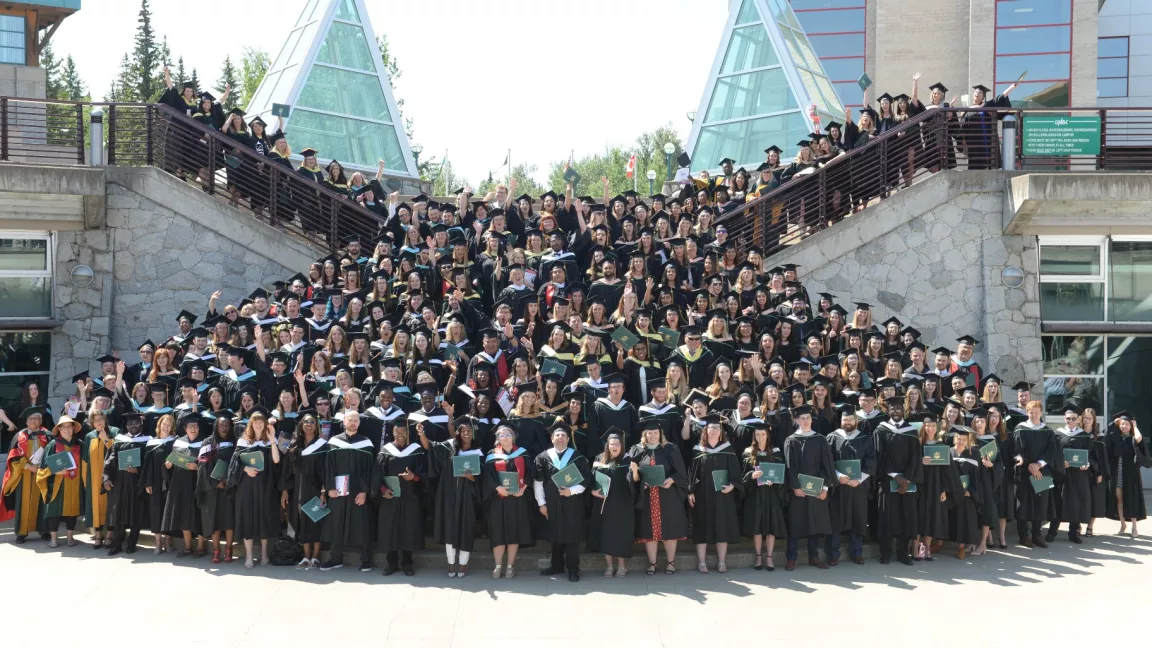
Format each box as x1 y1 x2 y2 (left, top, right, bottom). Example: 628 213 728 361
587 461 635 557
195 439 235 535
627 443 690 542
103 433 152 531
505 414 549 458
783 432 834 538
1106 432 1151 521
740 449 787 537
140 437 174 534
875 421 921 538
481 447 535 547
960 95 1011 170
375 441 427 552
322 433 376 549
534 447 591 544
1089 436 1110 518
947 448 983 545
226 442 280 540
280 437 328 543
687 443 743 543
160 436 204 534
916 448 959 538
827 430 876 536
974 434 1003 527
428 440 482 552
1053 428 1093 525
672 346 715 389
588 398 640 451
1012 423 1063 523
995 434 1017 521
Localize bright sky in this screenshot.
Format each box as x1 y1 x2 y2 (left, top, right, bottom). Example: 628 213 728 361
52 0 729 184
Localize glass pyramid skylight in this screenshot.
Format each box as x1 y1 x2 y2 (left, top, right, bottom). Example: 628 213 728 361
686 0 844 173
245 0 417 179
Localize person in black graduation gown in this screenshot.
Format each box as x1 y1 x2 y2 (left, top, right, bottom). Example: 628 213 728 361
944 425 983 559
588 373 640 451
589 432 636 577
741 424 787 571
319 410 376 572
196 413 236 564
160 413 206 557
103 413 150 555
875 398 921 565
140 413 176 554
482 425 535 579
687 413 743 573
826 405 876 565
1012 400 1063 548
960 83 1016 170
281 411 327 569
534 425 592 582
1049 404 1093 544
226 409 282 568
628 418 690 575
783 405 835 570
1106 412 1151 537
672 325 715 389
914 416 959 561
376 417 427 576
419 416 483 578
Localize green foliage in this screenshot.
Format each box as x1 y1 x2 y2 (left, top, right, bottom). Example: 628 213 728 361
216 56 241 111
175 57 188 89
61 56 88 102
240 47 270 110
106 54 137 102
545 124 684 196
41 44 65 100
477 163 546 200
189 69 200 97
131 0 166 101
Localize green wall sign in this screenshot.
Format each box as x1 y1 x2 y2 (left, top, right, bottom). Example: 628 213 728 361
1022 115 1101 156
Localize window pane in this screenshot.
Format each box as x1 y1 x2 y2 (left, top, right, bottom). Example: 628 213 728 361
315 22 375 72
1110 241 1152 321
693 111 809 170
0 15 25 33
1040 282 1105 321
1042 335 1105 375
996 0 1071 27
767 0 802 29
1097 57 1128 79
1043 376 1101 416
793 8 864 34
705 68 797 123
996 80 1068 108
1098 37 1129 58
1097 77 1128 98
289 109 406 171
297 65 392 122
784 28 823 70
0 332 50 373
996 26 1071 55
295 0 319 27
790 0 866 8
1041 245 1101 276
1106 336 1152 424
832 81 864 106
807 33 865 58
996 54 1069 83
271 28 304 71
333 0 361 21
0 277 51 318
287 22 319 68
735 0 760 24
813 73 844 113
720 25 779 74
0 239 47 271
820 57 863 82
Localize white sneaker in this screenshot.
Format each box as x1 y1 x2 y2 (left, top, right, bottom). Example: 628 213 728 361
296 558 310 570
311 558 321 569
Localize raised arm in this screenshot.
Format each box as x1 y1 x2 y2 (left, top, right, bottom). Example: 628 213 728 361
163 65 173 90
911 72 920 103
217 83 232 107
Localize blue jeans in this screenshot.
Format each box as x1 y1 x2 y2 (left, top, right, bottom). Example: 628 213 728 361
825 532 863 560
786 535 822 561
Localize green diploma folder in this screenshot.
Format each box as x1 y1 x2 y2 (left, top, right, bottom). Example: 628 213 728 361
712 469 730 491
498 471 520 495
835 459 862 480
799 474 824 497
301 496 330 523
611 326 640 351
641 464 665 487
452 454 482 477
119 447 141 470
924 444 950 465
659 327 680 349
1031 475 1054 493
540 358 568 378
979 441 999 462
166 450 197 470
45 451 76 474
1063 448 1088 468
442 343 460 361
960 475 971 491
240 451 265 472
595 470 611 496
889 478 918 493
758 462 784 486
271 103 291 118
210 459 228 481
551 463 584 489
382 475 402 497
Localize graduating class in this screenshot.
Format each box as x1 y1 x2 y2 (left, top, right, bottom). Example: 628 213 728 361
4 70 1147 584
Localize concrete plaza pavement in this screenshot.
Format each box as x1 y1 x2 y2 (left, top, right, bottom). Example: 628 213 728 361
2 512 1149 648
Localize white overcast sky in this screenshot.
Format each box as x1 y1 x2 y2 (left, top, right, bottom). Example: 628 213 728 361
53 0 728 184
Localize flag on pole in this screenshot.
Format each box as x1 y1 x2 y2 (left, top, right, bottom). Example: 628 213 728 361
625 154 637 178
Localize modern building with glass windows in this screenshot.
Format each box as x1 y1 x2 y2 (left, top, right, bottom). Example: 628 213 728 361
245 0 419 184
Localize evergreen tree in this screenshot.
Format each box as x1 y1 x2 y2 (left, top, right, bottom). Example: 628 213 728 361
40 43 64 100
175 56 187 89
131 0 165 101
239 47 270 109
188 68 200 96
216 56 240 111
61 56 88 102
108 53 138 102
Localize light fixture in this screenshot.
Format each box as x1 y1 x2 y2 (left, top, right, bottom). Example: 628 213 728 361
1002 266 1025 288
411 144 423 155
663 142 675 155
646 169 657 180
70 264 94 288
686 111 696 122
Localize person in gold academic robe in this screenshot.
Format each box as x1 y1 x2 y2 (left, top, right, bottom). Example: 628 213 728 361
81 407 118 550
37 416 84 547
2 407 52 543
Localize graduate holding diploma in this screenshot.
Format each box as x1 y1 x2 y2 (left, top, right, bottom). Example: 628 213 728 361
534 424 591 582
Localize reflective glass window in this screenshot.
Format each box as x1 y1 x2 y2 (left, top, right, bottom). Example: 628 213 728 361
705 68 797 123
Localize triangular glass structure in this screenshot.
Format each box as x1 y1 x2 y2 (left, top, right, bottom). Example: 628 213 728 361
245 0 417 179
686 0 845 173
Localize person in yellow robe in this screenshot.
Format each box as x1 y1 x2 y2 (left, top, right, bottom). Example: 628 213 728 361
37 416 84 548
1 407 52 542
81 405 118 549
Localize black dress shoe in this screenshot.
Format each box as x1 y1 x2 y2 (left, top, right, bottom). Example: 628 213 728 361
568 570 580 582
124 546 137 554
899 556 914 566
1045 531 1058 543
15 535 26 545
879 557 891 565
383 565 399 575
403 565 415 576
540 566 563 576
107 547 121 556
1069 535 1083 544
1032 536 1048 548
